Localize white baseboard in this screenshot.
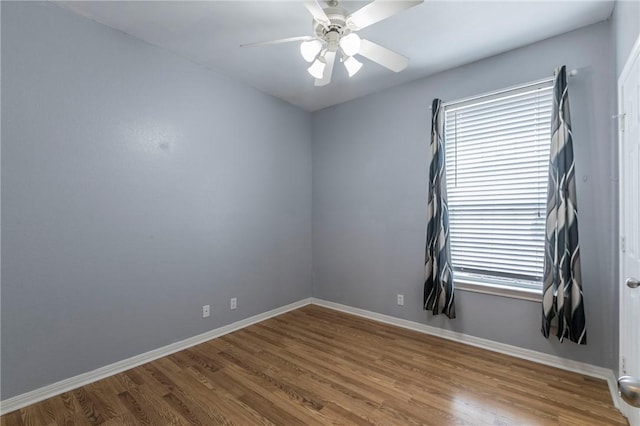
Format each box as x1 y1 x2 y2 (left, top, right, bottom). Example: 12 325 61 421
0 298 312 415
606 370 622 410
311 298 621 410
1 296 622 417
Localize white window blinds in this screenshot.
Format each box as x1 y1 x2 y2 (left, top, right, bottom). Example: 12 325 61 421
444 81 553 292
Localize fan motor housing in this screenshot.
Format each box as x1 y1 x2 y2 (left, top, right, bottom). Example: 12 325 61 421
313 6 351 46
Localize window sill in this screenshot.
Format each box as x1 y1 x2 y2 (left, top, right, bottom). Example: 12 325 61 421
455 279 542 302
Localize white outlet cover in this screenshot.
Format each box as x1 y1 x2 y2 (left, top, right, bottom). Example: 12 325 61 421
230 298 237 310
397 295 404 306
202 304 210 318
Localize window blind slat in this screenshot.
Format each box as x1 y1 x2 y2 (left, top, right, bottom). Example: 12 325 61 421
448 168 548 181
445 102 551 125
444 80 552 290
447 163 548 176
452 254 543 267
448 147 549 162
446 114 552 137
445 138 550 155
452 243 544 253
447 102 552 122
445 126 551 143
446 110 552 131
448 86 553 115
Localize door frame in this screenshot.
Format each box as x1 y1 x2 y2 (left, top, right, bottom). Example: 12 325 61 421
618 32 640 421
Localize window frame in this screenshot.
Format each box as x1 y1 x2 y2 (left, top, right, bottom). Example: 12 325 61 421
441 79 554 302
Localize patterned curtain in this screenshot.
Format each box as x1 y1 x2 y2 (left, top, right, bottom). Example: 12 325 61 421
424 99 455 319
541 66 586 344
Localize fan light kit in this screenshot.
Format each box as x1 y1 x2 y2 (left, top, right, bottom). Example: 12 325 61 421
242 0 423 87
300 39 323 62
308 56 326 79
343 56 363 77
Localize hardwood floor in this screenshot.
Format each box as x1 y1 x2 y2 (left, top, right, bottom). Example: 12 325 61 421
1 305 628 425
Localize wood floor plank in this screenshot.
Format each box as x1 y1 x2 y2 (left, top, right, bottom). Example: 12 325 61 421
1 305 627 425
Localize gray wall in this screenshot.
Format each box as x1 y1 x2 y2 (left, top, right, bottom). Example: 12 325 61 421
612 0 640 77
1 0 627 401
312 22 617 369
1 2 312 399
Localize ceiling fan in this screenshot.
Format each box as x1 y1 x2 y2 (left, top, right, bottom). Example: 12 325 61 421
242 0 423 86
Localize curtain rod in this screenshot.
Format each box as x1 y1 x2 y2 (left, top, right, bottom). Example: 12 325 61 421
428 69 578 111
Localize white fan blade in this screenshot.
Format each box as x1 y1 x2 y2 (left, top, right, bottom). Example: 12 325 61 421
304 0 331 27
241 36 314 48
358 38 408 72
315 51 336 86
347 0 423 30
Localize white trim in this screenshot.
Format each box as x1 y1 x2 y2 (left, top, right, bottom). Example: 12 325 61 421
0 296 622 417
456 280 542 302
0 298 312 415
444 78 553 111
617 31 640 423
311 298 621 410
618 32 640 86
607 369 623 411
428 69 577 111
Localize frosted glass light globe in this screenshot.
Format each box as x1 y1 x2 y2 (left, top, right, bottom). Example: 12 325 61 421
307 57 326 79
300 40 322 63
344 56 363 77
339 33 361 57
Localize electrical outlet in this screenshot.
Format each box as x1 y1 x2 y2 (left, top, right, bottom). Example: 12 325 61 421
230 297 237 310
397 294 404 306
202 304 210 318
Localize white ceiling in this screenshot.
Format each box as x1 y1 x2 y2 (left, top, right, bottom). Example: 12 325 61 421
57 1 614 111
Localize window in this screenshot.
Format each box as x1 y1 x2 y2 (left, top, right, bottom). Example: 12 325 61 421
443 81 553 299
